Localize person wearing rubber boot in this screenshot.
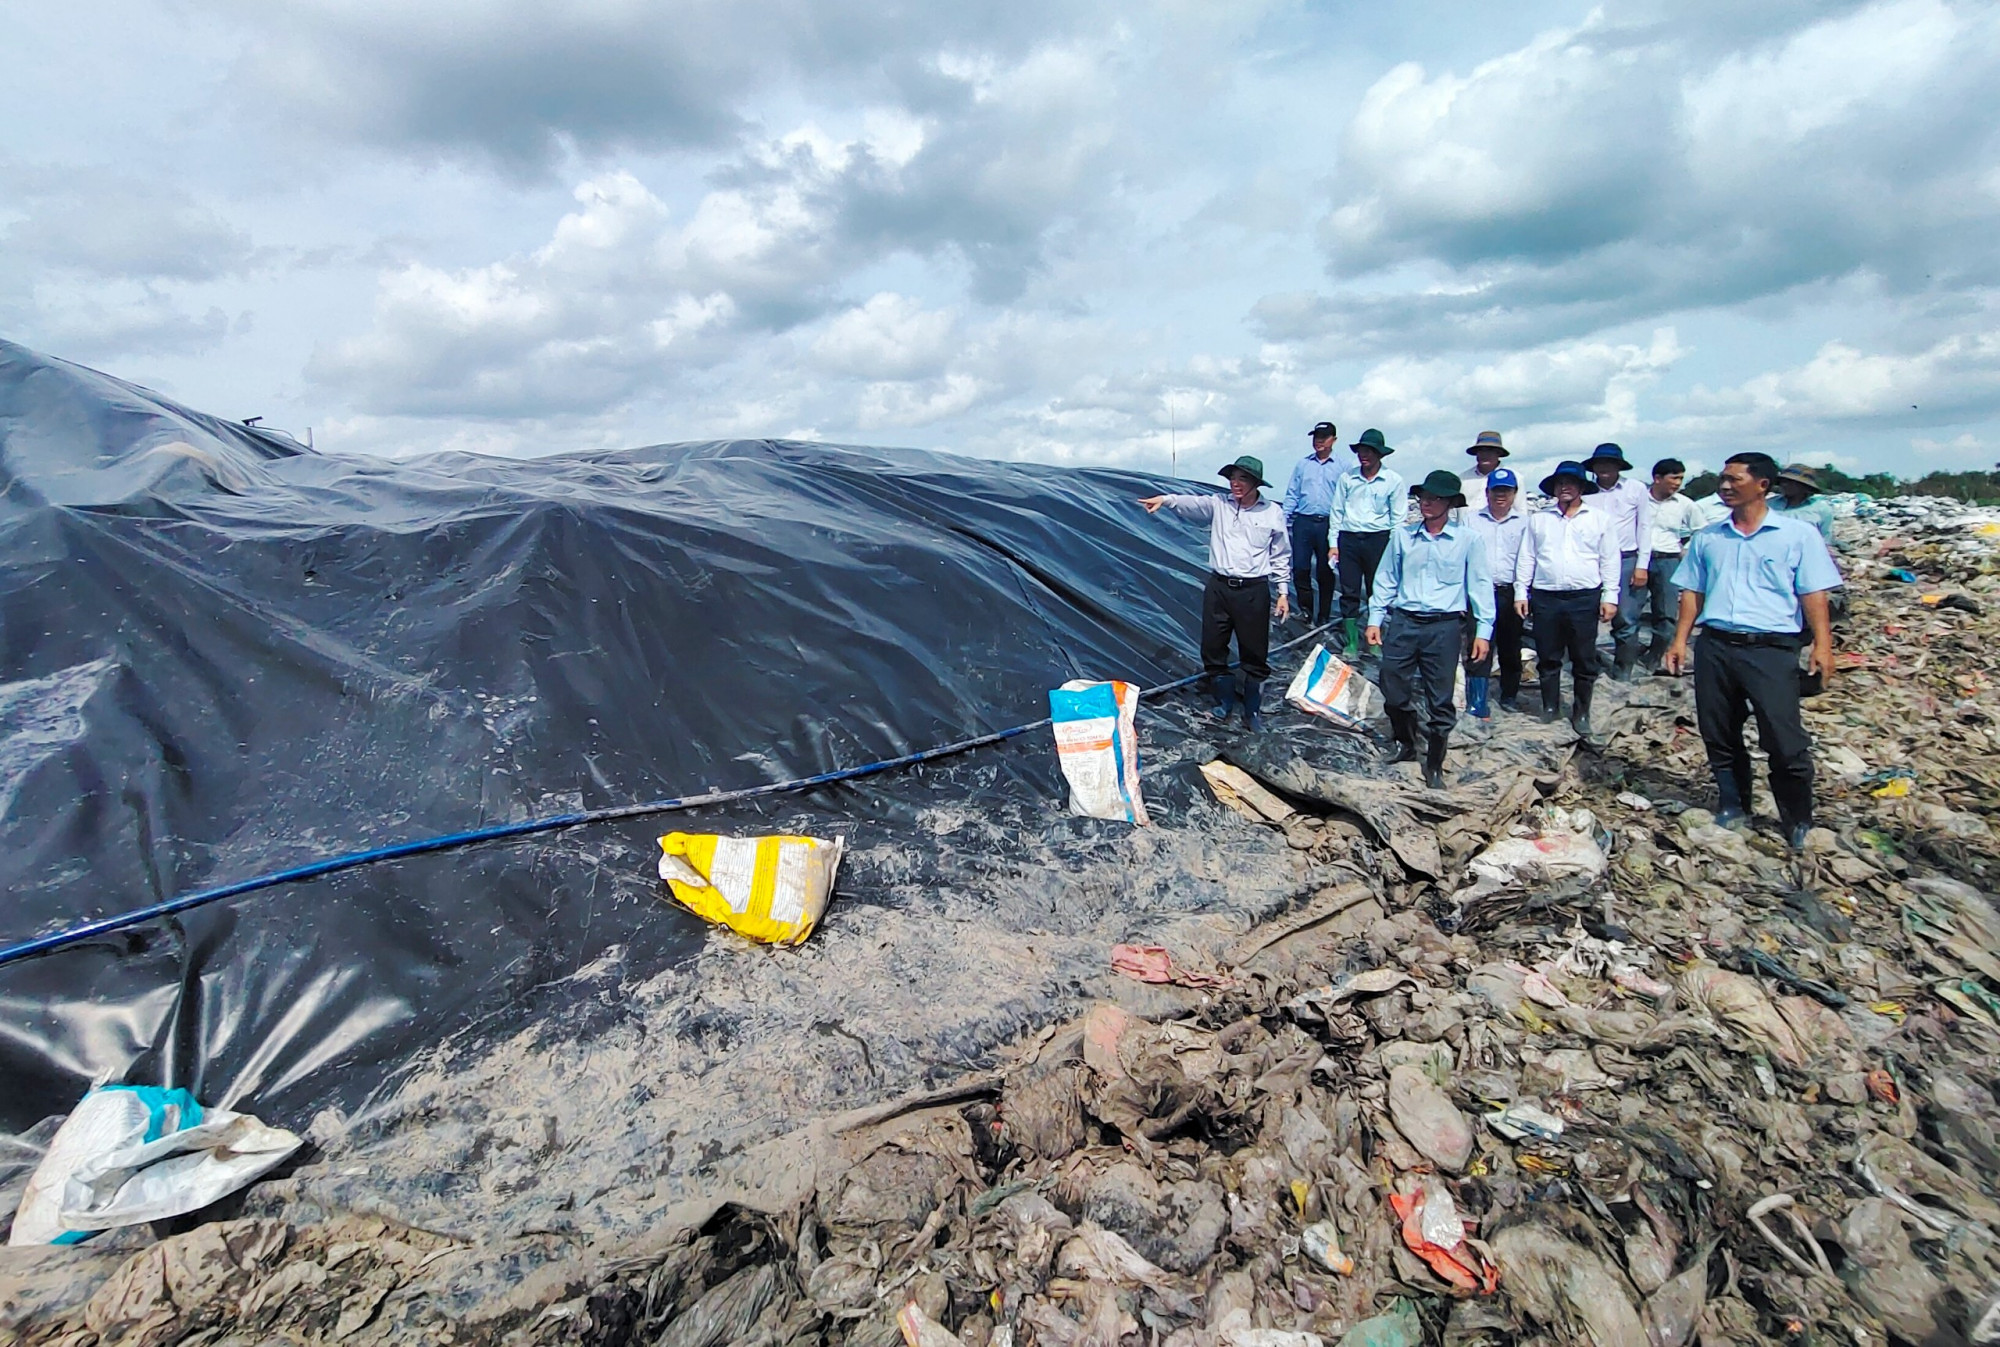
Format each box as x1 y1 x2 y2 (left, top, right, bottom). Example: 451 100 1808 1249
1327 429 1404 660
1641 458 1705 672
1583 445 1654 681
1465 468 1528 713
1282 422 1342 628
1139 456 1291 729
1367 471 1494 789
1663 452 1841 849
1457 430 1508 521
1514 461 1619 744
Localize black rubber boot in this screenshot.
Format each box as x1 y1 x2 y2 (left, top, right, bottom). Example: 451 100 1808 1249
1570 679 1597 744
1539 679 1561 723
1611 639 1639 682
1422 733 1448 790
1211 674 1238 721
1714 770 1749 829
1383 709 1419 764
1243 681 1265 731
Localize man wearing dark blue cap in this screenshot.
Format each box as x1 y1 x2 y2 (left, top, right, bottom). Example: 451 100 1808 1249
1282 422 1342 626
1140 456 1292 729
1465 468 1527 712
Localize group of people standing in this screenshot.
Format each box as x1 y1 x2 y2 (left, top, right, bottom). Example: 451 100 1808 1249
1140 424 1843 847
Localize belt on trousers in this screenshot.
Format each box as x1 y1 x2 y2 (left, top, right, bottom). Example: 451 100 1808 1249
1210 573 1268 588
1390 609 1465 623
1293 513 1329 521
1702 628 1802 649
1528 587 1600 598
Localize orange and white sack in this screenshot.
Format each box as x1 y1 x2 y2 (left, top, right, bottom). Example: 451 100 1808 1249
656 832 844 945
1285 644 1378 727
1048 680 1150 825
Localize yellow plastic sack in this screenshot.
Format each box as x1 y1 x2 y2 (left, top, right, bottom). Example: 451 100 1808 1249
656 832 844 945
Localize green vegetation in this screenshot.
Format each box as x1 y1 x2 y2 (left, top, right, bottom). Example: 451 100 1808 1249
1684 463 2000 504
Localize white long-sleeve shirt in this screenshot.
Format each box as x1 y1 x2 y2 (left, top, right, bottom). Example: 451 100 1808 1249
1160 493 1292 594
1591 476 1655 568
1515 502 1621 603
1467 506 1529 587
1646 491 1707 558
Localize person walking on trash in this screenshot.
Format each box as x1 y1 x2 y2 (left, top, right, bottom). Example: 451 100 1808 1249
1514 460 1620 744
1583 444 1656 681
1367 471 1494 790
1326 429 1405 660
1282 422 1343 628
1639 458 1705 673
1662 452 1842 850
1465 467 1528 714
1140 456 1291 730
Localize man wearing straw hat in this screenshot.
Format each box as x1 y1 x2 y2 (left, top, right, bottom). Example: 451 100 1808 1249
1514 460 1620 742
1327 428 1405 659
1769 464 1836 546
1140 456 1292 730
1367 471 1493 788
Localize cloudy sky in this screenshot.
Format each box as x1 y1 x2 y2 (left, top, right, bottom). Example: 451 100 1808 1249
4 0 1998 485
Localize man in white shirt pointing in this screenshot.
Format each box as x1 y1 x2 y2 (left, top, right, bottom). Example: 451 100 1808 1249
1140 456 1292 730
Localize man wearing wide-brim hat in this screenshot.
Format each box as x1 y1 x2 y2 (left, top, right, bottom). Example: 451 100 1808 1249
1459 430 1509 506
1141 456 1292 729
1512 460 1620 742
1769 464 1835 546
1582 443 1655 680
1366 470 1494 788
1328 428 1405 659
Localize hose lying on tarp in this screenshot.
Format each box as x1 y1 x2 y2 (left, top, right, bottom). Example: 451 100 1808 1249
0 623 1338 968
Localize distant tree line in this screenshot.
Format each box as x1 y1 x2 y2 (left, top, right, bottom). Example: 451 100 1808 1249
1683 462 2000 504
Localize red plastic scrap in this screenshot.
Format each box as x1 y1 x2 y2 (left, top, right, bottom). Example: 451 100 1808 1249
1389 1189 1500 1295
1865 1068 1899 1104
1109 943 1232 990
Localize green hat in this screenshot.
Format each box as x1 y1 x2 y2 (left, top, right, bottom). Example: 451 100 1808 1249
1217 455 1270 488
1350 428 1394 456
1410 469 1468 508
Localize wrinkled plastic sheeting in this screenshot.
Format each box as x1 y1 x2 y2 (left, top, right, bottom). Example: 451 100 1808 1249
0 338 1235 1132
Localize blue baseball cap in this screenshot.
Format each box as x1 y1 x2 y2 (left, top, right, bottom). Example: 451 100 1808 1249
1487 467 1519 490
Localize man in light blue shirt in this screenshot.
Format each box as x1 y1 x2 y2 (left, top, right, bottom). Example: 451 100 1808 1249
1328 428 1406 657
1283 421 1344 626
1366 471 1493 789
1664 452 1841 848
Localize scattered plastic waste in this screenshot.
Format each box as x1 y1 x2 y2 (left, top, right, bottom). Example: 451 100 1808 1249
1285 643 1378 726
10 1086 302 1246
1049 679 1151 824
1109 943 1232 989
657 830 845 944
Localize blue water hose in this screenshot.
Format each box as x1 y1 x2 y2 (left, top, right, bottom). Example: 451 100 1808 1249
0 623 1336 968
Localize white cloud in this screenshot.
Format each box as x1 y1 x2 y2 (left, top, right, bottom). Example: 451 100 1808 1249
810 293 957 379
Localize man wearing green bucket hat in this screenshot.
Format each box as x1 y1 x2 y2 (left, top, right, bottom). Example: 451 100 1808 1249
1140 456 1292 729
1366 470 1494 788
1328 428 1405 658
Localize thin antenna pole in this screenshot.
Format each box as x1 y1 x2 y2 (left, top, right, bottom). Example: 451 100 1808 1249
1170 396 1177 479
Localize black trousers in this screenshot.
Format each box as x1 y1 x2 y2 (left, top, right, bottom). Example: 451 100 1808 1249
1528 587 1601 698
1382 611 1465 738
1336 529 1390 625
1289 514 1334 623
1694 633 1815 827
1201 573 1272 683
1468 583 1523 698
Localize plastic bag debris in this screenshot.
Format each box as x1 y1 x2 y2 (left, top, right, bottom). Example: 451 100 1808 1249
1049 679 1150 825
10 1086 301 1246
1285 643 1378 727
1301 1219 1354 1275
1109 943 1232 989
656 830 844 945
1387 1063 1473 1172
1491 1223 1645 1346
1333 1299 1423 1347
1390 1179 1497 1294
898 1299 965 1347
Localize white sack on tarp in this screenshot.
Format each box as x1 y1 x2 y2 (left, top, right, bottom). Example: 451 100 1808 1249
9 1085 302 1245
1048 680 1150 825
1285 644 1376 727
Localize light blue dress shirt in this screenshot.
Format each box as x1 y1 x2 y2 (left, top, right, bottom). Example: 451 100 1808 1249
1330 466 1407 533
1284 453 1344 517
1368 519 1497 639
1673 511 1843 634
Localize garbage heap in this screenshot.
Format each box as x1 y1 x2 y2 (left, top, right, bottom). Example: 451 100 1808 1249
9 499 2000 1347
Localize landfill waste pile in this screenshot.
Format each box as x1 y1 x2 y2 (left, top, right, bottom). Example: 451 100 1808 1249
7 339 2000 1344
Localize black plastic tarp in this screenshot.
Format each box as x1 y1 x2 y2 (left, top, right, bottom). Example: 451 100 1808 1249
0 339 1251 1134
